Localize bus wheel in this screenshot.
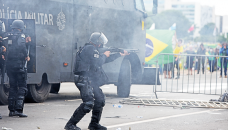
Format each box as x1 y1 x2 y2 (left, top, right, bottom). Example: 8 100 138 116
50 83 60 94
26 75 51 103
117 59 131 98
0 84 10 105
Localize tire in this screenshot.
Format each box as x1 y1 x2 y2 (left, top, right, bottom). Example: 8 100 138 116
50 83 60 94
25 75 51 103
0 84 10 105
117 59 131 98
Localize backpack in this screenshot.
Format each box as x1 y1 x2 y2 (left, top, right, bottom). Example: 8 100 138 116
218 92 228 102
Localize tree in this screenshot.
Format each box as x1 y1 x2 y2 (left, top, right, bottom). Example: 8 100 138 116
199 23 216 36
217 34 228 43
194 36 216 42
145 12 154 29
146 10 192 38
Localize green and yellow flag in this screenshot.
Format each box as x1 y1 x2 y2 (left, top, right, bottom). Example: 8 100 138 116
145 30 175 65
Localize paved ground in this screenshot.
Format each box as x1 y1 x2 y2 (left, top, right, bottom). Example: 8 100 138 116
0 81 228 130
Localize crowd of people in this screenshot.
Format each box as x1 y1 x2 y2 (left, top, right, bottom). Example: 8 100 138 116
161 40 228 79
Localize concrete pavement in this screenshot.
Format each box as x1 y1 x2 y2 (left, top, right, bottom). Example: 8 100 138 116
0 83 227 130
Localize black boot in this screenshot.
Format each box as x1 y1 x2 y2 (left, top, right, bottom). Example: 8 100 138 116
88 108 107 130
9 111 16 117
8 98 16 117
15 96 27 118
64 104 86 130
14 110 27 117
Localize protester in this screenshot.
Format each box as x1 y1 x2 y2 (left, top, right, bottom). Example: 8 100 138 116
172 39 183 79
208 48 215 73
219 43 228 78
184 46 195 75
214 48 219 71
164 63 173 78
194 44 198 72
197 43 206 74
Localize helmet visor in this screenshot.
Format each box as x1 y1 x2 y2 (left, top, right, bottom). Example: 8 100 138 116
99 33 108 45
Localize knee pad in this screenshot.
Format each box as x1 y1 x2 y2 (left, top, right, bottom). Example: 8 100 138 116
15 96 24 110
83 101 94 113
76 82 86 88
17 95 25 100
94 100 105 108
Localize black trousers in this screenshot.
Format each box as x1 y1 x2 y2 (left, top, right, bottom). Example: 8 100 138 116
197 58 205 74
7 69 27 112
77 78 105 108
220 58 227 76
71 76 105 125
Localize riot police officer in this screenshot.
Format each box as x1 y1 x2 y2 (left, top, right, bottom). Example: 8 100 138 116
0 20 6 119
65 32 128 130
0 20 6 70
0 45 6 120
7 20 30 118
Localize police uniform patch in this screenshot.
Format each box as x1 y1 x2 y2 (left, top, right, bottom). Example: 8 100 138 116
21 34 25 38
94 50 99 54
94 54 99 58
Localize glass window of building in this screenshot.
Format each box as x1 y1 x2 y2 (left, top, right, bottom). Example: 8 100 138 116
172 5 178 8
186 5 195 8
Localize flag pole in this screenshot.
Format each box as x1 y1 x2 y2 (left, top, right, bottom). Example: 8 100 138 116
213 27 217 43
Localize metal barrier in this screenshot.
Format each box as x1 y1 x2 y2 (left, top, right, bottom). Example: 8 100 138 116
120 98 228 109
155 54 228 98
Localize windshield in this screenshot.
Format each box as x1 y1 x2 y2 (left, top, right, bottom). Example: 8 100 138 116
0 21 5 33
135 0 145 11
99 33 108 45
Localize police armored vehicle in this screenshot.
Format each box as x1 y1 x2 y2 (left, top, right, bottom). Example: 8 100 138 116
0 0 150 105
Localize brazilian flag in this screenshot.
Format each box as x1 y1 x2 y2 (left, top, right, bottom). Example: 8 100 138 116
145 30 175 65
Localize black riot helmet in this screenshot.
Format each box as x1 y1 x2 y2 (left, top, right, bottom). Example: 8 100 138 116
0 20 5 35
11 20 25 30
89 32 108 46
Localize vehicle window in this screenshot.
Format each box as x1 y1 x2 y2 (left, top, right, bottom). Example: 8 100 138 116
135 0 145 11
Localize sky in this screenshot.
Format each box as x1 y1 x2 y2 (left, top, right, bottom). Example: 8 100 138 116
144 0 228 16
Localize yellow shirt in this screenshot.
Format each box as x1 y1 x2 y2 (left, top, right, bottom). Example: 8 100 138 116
173 46 183 57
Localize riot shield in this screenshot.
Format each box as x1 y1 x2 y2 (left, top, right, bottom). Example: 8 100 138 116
7 19 36 74
0 19 36 84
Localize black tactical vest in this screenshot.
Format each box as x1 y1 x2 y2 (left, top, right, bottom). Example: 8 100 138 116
8 31 25 60
73 46 91 75
7 30 26 70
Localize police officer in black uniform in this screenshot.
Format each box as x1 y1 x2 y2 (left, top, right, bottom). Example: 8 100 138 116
0 45 6 120
65 32 128 130
0 20 6 71
0 20 6 119
7 20 30 118
0 45 6 119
